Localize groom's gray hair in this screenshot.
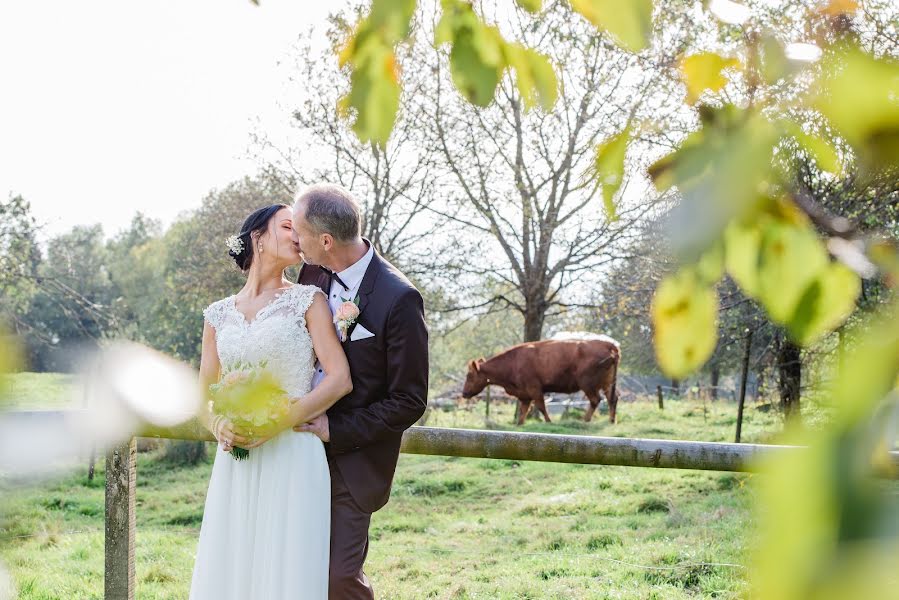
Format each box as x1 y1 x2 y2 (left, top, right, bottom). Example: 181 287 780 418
294 183 362 243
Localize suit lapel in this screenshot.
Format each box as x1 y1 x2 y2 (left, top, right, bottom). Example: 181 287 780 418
297 262 332 294
344 248 381 343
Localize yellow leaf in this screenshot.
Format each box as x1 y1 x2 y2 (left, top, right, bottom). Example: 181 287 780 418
505 43 558 111
593 125 630 221
820 0 859 16
724 218 762 295
757 220 828 323
652 268 718 378
571 0 653 53
680 52 740 105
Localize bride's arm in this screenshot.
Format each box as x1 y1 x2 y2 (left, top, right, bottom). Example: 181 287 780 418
287 292 352 425
197 322 221 433
197 321 250 447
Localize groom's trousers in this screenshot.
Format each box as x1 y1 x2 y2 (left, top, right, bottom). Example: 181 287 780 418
329 459 375 600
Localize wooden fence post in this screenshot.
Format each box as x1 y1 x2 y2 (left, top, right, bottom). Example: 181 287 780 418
485 386 491 421
656 385 664 410
736 330 753 444
105 437 136 600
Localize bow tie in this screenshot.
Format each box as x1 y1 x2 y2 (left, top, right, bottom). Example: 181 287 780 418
322 267 349 291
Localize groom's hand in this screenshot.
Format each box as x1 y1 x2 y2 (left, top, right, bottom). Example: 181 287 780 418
294 414 330 442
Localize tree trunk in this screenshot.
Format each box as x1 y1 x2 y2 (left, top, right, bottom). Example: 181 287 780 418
777 337 802 421
523 301 546 342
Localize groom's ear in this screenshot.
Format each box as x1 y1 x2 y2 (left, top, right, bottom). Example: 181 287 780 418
320 232 334 251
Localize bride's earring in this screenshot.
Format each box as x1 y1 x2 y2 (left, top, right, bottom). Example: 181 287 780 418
258 244 263 254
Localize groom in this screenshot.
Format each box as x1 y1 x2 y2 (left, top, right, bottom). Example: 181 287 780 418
290 183 428 599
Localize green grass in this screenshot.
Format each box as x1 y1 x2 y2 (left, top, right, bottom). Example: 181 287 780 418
1 374 792 598
0 373 79 411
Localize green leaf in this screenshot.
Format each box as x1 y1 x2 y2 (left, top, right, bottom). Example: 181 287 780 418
368 0 416 39
435 0 506 107
505 44 558 111
337 0 416 145
340 42 402 145
649 107 777 261
753 300 899 600
448 29 504 106
679 52 740 105
593 125 630 220
787 262 860 345
757 219 828 323
815 48 899 172
652 267 718 378
571 0 653 53
515 0 542 13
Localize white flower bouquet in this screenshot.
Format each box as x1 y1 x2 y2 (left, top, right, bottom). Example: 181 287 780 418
208 360 289 460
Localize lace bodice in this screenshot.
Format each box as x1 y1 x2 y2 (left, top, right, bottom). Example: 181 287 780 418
203 285 322 398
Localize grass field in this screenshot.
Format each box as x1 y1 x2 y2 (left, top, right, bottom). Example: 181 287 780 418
1 373 788 599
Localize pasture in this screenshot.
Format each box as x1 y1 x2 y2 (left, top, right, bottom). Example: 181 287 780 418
2 373 792 599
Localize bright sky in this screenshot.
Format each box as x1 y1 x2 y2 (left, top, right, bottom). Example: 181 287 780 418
0 1 345 240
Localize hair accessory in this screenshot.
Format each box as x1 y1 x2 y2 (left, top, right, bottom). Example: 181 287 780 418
226 235 244 256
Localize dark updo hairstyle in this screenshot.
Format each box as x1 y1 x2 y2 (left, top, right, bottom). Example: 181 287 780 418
228 203 290 271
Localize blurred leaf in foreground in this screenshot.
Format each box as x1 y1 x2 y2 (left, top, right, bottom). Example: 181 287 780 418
505 43 558 111
571 0 653 53
593 124 631 221
752 300 899 600
650 106 778 260
815 48 899 174
651 266 718 378
337 0 416 145
0 327 24 409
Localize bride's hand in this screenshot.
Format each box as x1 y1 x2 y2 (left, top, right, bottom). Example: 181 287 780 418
211 416 251 451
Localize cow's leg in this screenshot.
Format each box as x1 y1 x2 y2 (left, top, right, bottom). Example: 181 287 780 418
602 382 618 424
609 387 619 424
516 398 532 425
583 390 601 422
535 396 551 422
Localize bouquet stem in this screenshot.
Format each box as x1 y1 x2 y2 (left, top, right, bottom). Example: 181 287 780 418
230 447 250 461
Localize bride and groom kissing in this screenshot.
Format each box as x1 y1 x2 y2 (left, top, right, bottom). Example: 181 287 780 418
191 183 428 599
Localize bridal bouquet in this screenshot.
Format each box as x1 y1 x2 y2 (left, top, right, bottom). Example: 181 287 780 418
208 360 289 461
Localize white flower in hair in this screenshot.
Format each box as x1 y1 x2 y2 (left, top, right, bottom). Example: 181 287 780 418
226 235 244 255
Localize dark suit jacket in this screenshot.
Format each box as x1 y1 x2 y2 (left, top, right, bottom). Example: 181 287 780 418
298 247 428 513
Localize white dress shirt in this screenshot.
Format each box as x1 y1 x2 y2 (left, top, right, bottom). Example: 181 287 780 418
310 242 374 389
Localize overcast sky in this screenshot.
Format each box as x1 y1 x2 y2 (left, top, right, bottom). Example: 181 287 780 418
0 0 345 240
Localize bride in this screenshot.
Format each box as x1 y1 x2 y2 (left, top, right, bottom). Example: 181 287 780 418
189 203 351 599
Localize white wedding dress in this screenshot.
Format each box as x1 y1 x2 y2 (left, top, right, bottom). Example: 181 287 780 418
190 284 329 599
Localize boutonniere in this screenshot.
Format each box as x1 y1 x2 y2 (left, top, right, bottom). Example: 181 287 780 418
334 295 361 342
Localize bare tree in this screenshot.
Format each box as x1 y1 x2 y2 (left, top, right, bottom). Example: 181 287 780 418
423 4 682 341
253 20 449 278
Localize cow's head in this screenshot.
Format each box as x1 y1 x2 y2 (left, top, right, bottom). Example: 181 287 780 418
461 358 488 398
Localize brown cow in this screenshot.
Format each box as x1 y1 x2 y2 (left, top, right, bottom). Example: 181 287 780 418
461 338 620 424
